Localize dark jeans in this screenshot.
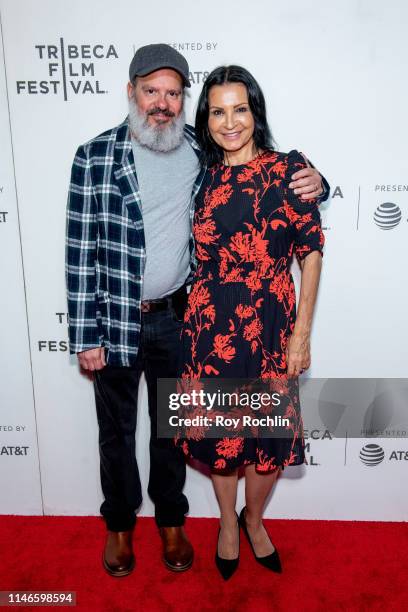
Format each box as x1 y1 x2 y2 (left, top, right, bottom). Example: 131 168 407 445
93 304 188 531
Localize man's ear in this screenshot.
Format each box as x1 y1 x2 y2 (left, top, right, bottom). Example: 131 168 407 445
127 81 135 100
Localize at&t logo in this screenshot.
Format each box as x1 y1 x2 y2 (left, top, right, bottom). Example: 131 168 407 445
359 444 408 465
359 444 385 466
373 202 402 229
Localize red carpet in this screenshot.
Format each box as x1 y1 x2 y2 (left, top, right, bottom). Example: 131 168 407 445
0 516 407 611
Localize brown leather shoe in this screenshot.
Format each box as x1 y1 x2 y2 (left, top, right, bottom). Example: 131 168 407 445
160 526 193 572
103 530 135 577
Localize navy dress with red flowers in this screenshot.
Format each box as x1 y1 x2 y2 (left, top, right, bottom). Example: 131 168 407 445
178 150 325 472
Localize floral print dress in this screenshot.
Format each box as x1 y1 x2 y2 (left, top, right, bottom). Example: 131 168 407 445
178 150 325 472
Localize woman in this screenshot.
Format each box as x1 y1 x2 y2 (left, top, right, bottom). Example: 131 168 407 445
177 66 325 579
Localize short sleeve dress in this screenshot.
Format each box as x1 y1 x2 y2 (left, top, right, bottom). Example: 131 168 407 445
177 150 325 472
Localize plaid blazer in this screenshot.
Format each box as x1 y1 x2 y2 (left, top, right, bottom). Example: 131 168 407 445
66 118 205 366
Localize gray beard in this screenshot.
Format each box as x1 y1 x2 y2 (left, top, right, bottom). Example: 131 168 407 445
128 99 185 153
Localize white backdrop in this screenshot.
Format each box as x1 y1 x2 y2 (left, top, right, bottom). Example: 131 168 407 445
0 0 407 521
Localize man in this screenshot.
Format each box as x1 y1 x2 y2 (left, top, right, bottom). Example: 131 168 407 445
66 44 328 577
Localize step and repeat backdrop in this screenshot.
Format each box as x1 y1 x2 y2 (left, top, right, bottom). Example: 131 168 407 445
0 0 407 520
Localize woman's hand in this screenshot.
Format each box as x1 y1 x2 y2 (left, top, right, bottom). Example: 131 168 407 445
286 332 311 378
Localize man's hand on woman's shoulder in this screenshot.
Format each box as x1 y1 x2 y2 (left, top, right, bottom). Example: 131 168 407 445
288 152 324 200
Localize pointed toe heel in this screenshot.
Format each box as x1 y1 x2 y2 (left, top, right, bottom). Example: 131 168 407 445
239 507 282 573
215 513 240 580
215 544 239 581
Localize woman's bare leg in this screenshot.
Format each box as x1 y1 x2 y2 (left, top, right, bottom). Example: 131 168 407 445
243 464 281 556
211 469 239 559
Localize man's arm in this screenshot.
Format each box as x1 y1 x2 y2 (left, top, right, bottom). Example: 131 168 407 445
65 145 103 367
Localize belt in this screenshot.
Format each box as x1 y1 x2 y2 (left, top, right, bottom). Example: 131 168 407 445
141 285 187 314
141 298 170 313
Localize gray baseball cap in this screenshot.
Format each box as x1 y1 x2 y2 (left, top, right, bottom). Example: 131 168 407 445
129 43 191 88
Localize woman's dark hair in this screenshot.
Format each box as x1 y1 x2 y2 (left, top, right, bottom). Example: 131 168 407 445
195 65 275 167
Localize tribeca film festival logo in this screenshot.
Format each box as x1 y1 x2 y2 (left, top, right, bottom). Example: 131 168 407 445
0 185 8 224
16 40 118 101
320 185 343 232
37 313 69 352
373 184 407 229
359 443 408 466
303 429 333 467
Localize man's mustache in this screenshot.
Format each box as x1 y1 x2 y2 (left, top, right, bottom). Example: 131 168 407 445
147 107 175 118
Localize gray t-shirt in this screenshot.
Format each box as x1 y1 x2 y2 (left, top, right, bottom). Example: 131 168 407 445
131 137 200 300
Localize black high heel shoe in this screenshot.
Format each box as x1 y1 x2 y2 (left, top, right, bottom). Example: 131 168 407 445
239 507 282 573
215 513 240 580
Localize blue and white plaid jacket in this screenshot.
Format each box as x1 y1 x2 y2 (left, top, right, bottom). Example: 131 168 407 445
66 118 205 366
